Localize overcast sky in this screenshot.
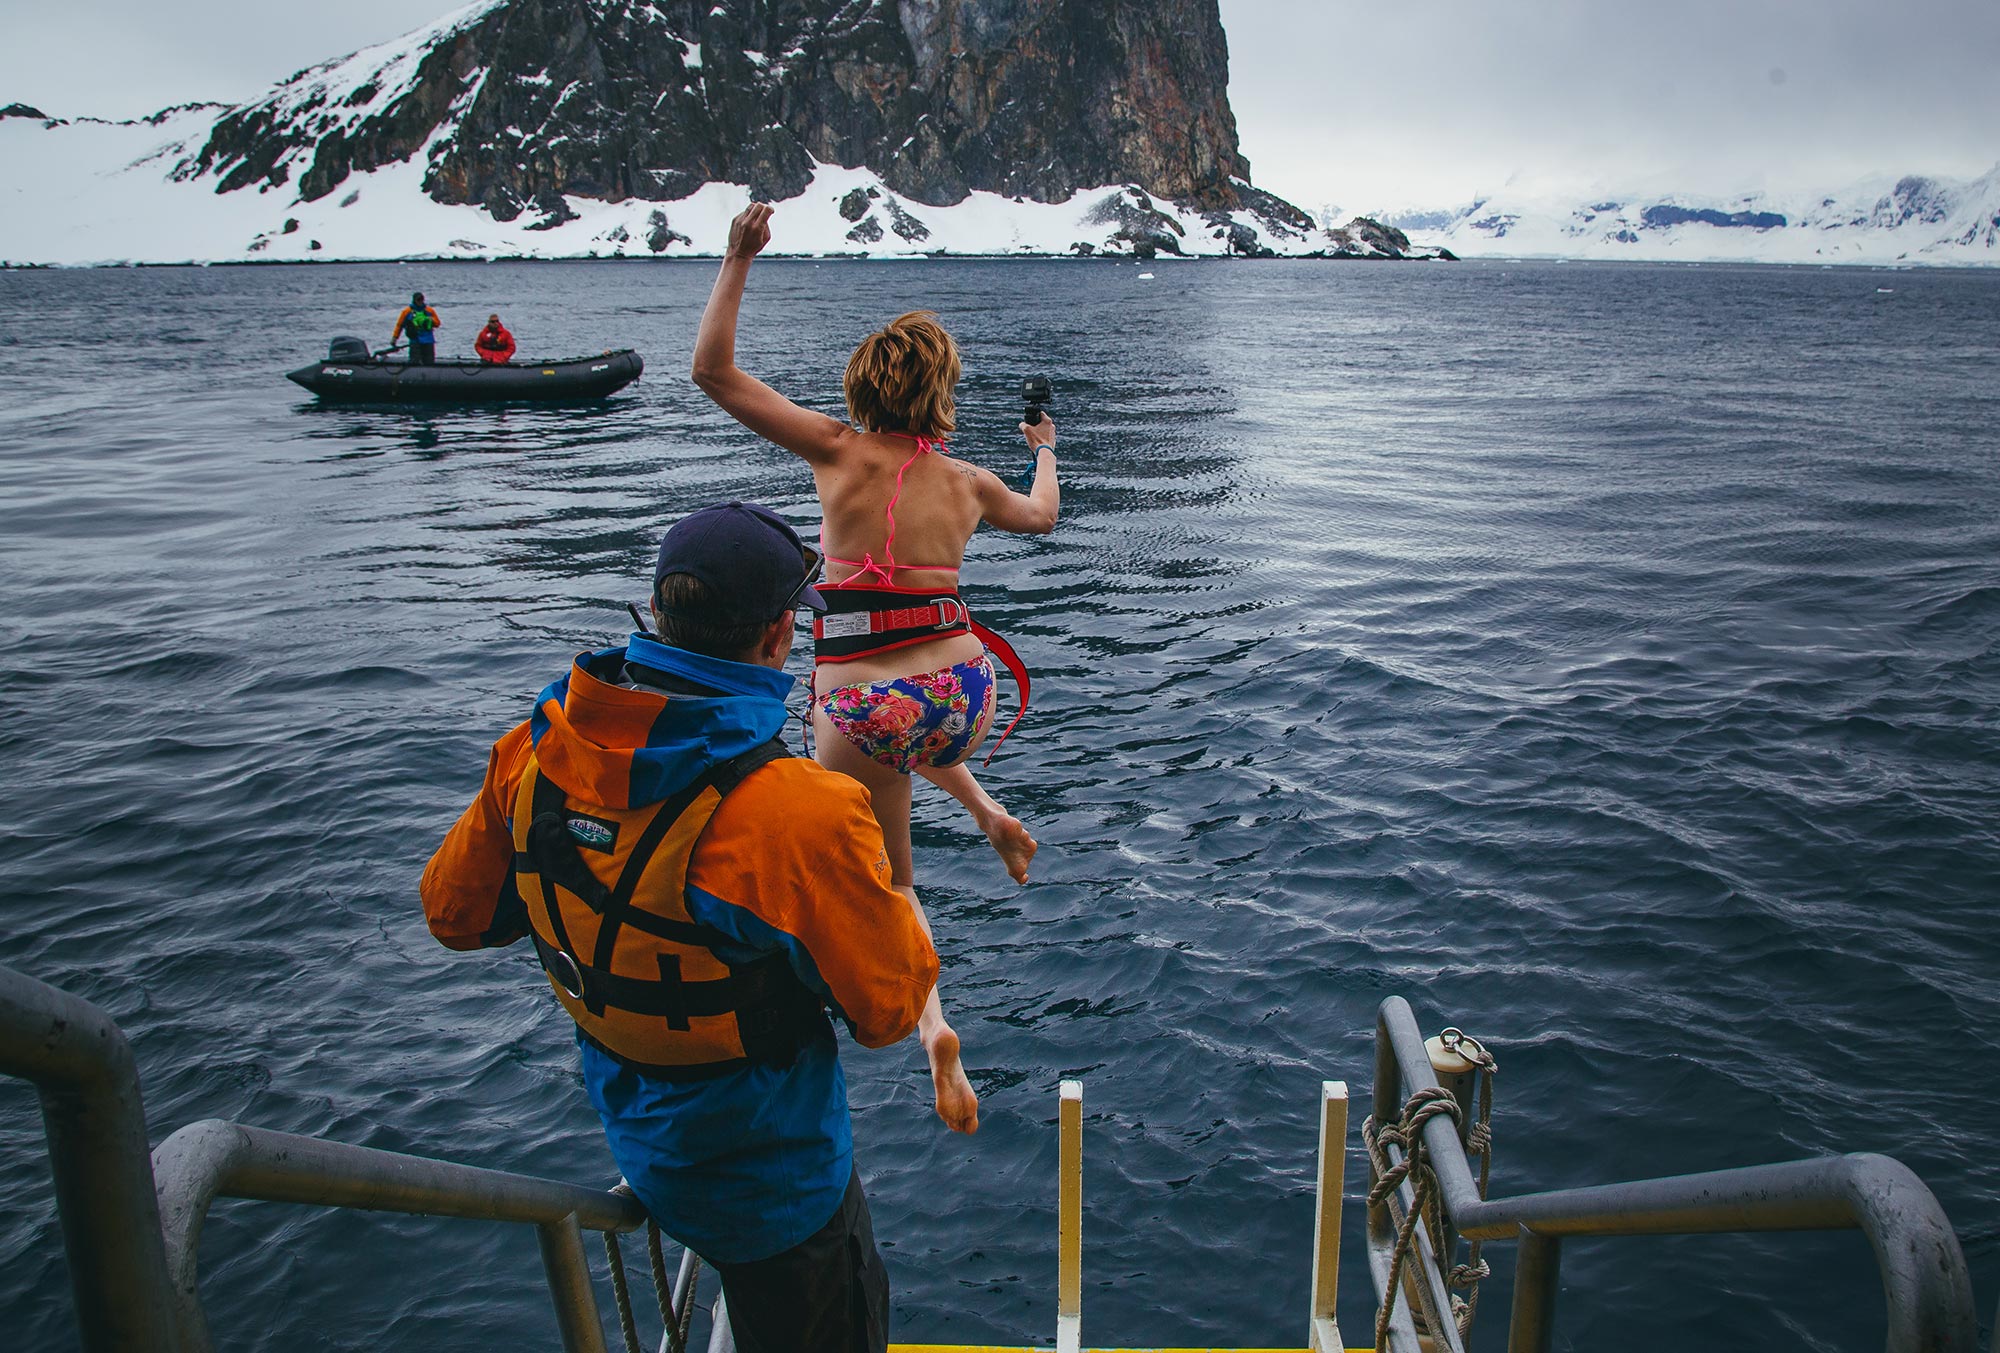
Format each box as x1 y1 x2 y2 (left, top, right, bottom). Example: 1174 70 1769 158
3 0 1996 209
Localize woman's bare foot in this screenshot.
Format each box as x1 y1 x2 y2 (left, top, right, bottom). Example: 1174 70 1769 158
977 811 1038 885
925 1024 980 1134
915 761 1037 884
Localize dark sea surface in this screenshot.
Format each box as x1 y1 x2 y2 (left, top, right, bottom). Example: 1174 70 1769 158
0 257 1996 1352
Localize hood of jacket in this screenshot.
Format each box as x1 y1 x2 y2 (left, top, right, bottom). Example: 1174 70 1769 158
526 635 794 809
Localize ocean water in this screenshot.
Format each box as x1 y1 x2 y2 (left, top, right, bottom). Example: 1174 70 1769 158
0 257 1996 1352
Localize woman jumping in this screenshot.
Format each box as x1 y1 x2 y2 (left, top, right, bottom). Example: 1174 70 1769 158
692 202 1059 1134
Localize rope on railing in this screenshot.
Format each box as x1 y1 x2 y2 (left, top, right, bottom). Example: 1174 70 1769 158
650 1219 700 1353
601 1188 704 1353
604 1227 644 1353
1366 1031 1502 1351
1364 1085 1462 1351
1439 1029 1498 1333
648 1222 675 1349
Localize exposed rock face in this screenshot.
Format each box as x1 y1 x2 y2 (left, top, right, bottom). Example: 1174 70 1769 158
1084 186 1188 258
1871 175 1954 229
645 209 691 251
1339 216 1412 255
182 0 1252 221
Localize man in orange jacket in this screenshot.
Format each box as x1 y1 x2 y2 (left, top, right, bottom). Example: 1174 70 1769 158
474 313 516 363
421 501 939 1353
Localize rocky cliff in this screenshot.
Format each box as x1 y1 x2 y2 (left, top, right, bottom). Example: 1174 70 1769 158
180 0 1255 224
2 0 1468 262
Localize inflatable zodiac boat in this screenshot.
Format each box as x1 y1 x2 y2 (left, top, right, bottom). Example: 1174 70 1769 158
286 336 643 403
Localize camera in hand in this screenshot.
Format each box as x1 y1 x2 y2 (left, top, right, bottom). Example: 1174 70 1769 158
1021 375 1053 430
1013 377 1056 489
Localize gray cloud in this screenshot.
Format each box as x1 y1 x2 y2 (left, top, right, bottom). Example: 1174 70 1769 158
1219 0 2000 208
0 1 457 117
6 0 1995 211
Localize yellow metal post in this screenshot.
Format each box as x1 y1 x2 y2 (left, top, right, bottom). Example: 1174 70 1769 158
1058 1079 1083 1353
1308 1080 1348 1353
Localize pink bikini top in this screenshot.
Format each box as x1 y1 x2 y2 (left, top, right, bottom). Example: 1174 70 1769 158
821 434 961 588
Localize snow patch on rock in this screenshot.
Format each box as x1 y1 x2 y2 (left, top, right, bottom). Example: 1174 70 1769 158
0 114 1448 264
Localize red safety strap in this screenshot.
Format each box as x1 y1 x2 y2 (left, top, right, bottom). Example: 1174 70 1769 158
813 599 966 644
874 604 942 632
812 605 938 639
970 619 1031 765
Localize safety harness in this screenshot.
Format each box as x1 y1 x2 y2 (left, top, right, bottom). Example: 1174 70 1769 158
510 738 827 1079
814 583 968 660
813 583 1032 762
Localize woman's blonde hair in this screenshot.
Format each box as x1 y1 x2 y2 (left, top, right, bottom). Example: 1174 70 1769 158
843 311 960 437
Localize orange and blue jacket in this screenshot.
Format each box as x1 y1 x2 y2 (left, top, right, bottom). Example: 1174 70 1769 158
421 634 936 1262
392 305 440 345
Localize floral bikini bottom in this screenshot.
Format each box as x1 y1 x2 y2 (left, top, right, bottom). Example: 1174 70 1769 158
818 652 998 773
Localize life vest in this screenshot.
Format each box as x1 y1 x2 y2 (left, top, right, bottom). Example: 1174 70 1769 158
509 738 828 1078
405 307 436 338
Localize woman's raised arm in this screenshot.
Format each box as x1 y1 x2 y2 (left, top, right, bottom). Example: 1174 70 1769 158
692 204 851 465
974 414 1060 534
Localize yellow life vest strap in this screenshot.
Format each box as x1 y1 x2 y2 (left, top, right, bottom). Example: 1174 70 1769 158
512 739 823 1075
523 767 724 1016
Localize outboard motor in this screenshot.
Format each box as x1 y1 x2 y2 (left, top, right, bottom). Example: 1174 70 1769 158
326 335 371 363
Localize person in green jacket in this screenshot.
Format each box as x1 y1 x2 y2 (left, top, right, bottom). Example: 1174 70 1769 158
392 292 441 365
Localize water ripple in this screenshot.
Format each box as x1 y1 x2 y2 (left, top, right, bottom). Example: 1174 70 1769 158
0 259 1996 1350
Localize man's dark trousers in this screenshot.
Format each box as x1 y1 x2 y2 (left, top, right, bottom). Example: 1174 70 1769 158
409 343 436 366
711 1169 888 1353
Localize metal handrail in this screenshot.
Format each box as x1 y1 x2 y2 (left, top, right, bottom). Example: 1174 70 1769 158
152 1118 649 1353
0 965 183 1353
0 963 653 1353
1370 995 1978 1353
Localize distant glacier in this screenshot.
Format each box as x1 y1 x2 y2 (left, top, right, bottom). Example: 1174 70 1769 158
1379 169 2000 266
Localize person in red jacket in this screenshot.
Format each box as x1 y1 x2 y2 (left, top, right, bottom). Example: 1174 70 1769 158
474 313 516 364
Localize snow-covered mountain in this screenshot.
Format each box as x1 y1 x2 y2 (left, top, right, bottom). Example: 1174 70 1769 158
1384 169 2000 266
0 0 1444 266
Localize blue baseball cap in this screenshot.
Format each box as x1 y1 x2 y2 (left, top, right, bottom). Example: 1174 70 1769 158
653 502 826 623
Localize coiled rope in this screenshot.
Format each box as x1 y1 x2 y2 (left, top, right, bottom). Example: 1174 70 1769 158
1445 1029 1498 1334
1364 1085 1462 1350
1363 1029 1499 1351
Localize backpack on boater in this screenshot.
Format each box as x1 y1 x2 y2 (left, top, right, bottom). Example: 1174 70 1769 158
508 738 827 1078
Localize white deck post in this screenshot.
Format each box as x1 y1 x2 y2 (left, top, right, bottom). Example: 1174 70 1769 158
1309 1080 1349 1353
1057 1079 1083 1353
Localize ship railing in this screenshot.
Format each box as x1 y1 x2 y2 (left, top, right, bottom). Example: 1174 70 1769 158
0 962 670 1353
1 962 180 1350
150 1118 663 1353
6 954 1982 1353
1368 994 1978 1353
